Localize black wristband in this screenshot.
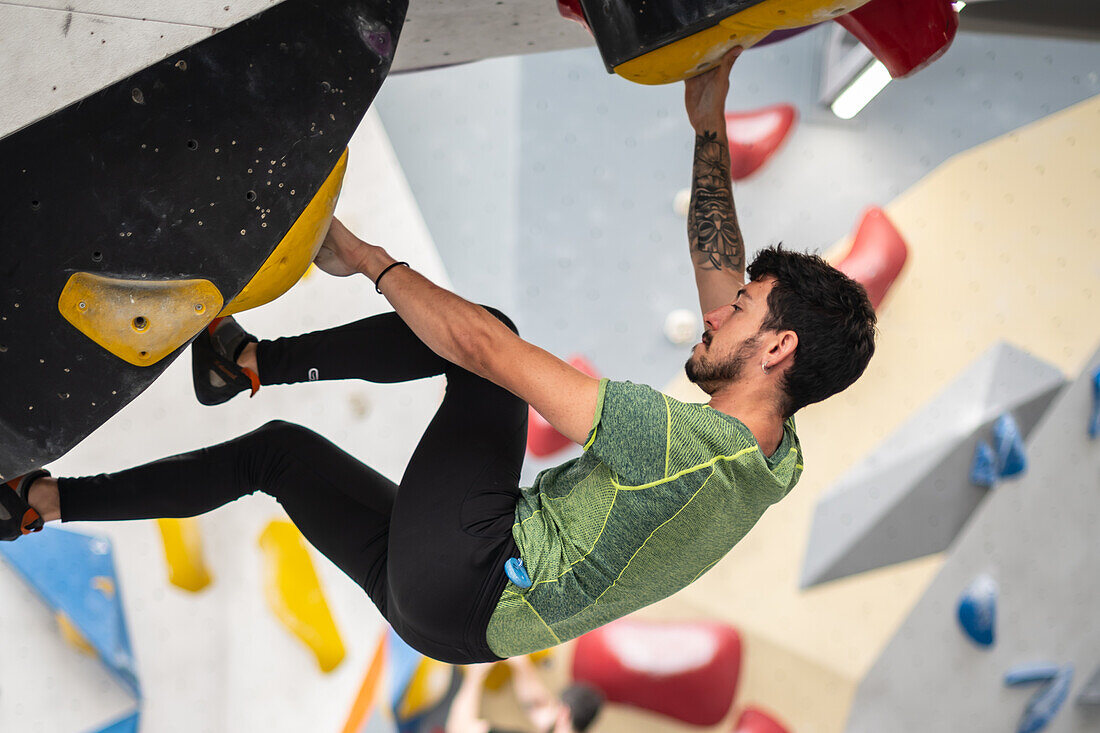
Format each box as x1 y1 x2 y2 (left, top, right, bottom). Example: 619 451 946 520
374 261 409 293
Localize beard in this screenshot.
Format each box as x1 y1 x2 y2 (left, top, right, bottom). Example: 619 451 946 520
685 333 760 394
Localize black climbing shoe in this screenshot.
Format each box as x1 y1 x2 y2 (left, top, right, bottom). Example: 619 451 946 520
191 316 260 406
2 469 48 541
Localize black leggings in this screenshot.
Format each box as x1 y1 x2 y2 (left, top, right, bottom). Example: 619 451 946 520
59 310 527 663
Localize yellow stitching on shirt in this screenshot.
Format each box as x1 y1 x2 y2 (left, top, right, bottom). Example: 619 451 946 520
689 558 721 584
612 446 759 491
521 594 561 644
663 394 672 479
517 462 607 529
589 467 718 606
528 487 620 588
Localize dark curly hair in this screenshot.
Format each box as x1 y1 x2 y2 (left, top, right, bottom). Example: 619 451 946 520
747 245 877 417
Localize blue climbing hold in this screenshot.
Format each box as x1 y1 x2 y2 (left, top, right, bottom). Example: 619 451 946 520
1089 366 1100 439
994 413 1027 477
957 573 997 647
504 557 533 589
970 440 998 488
1005 662 1061 686
1017 665 1073 733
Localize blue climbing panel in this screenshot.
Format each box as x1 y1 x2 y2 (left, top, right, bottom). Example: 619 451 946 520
0 526 139 697
386 628 424 713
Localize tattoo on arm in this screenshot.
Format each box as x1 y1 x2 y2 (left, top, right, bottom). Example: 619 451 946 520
688 130 744 274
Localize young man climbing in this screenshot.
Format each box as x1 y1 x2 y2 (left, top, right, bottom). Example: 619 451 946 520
3 50 876 663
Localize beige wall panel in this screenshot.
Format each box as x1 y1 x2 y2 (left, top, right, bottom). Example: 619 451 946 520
631 94 1100 733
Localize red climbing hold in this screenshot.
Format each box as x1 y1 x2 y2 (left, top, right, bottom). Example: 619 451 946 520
556 0 590 31
724 105 797 181
733 706 790 733
835 0 959 78
526 355 600 457
834 206 908 310
572 619 741 726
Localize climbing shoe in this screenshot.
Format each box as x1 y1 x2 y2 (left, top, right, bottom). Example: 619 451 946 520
191 316 260 406
2 469 48 541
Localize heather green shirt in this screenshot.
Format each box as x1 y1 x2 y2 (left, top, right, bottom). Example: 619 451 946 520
486 378 803 657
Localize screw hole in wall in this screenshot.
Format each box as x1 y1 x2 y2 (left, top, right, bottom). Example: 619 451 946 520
187 139 199 151
92 251 103 262
30 200 40 210
245 190 257 202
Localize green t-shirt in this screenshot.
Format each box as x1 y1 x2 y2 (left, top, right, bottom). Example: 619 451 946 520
485 378 803 658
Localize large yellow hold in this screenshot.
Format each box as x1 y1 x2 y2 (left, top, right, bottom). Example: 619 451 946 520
157 518 213 592
259 520 346 673
221 149 348 315
614 0 873 84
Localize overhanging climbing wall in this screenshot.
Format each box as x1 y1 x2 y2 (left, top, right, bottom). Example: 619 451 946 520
0 0 407 478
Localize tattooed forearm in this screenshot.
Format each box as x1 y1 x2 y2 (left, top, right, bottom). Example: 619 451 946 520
688 130 744 274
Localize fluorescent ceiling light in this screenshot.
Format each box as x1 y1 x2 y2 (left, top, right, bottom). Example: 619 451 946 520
830 60 891 119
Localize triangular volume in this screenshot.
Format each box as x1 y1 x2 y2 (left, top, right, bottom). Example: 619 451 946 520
92 710 141 733
724 105 797 181
0 527 139 697
800 344 1064 588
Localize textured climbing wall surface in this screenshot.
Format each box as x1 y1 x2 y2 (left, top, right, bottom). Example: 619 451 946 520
0 0 590 139
0 0 405 478
845 347 1100 732
657 92 1100 733
0 111 444 733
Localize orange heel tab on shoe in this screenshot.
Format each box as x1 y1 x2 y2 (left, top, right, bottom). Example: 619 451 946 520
244 367 260 397
21 508 43 534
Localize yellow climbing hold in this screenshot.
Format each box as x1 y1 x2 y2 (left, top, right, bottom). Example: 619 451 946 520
58 273 222 366
614 0 872 85
157 518 212 592
258 520 346 673
222 148 348 315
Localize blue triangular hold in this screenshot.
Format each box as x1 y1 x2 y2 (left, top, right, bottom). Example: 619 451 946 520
957 573 997 647
994 413 1028 478
1017 665 1073 733
0 526 139 698
970 440 998 488
1089 366 1100 439
90 709 141 733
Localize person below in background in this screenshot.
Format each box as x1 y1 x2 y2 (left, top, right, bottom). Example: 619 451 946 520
4 49 876 664
446 658 604 733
